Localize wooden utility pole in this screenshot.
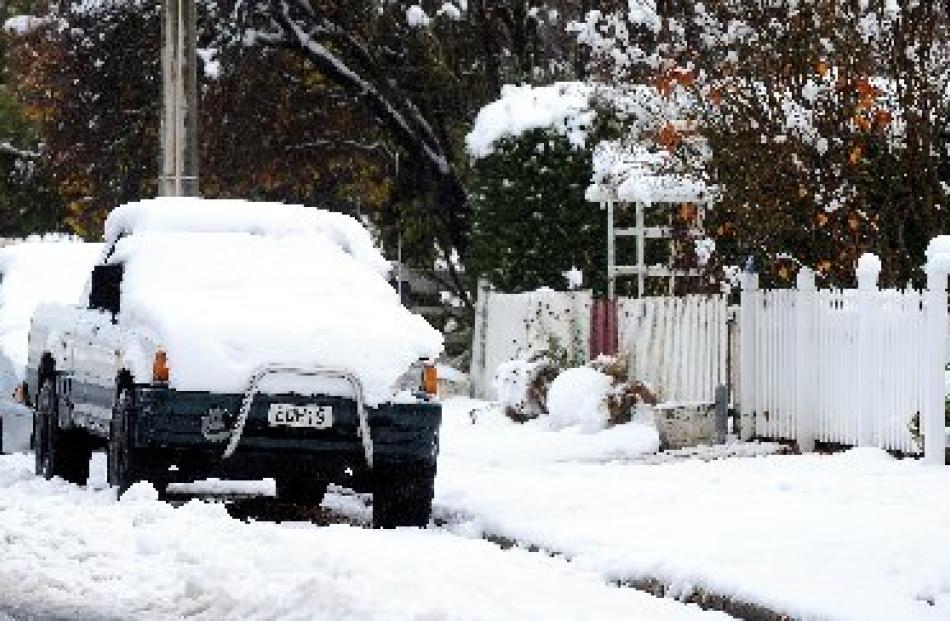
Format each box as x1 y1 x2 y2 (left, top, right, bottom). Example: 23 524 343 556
159 0 199 197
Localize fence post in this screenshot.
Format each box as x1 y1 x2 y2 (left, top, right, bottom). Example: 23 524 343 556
856 254 881 447
469 278 491 399
923 245 949 465
714 384 728 444
739 271 758 440
795 267 817 452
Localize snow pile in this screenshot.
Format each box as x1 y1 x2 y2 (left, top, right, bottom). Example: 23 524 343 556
466 82 595 158
0 453 721 621
196 48 220 80
439 398 660 466
102 199 441 405
695 238 715 266
546 367 612 432
0 236 102 385
562 266 583 290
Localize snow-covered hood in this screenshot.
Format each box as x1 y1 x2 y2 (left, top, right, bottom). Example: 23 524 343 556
121 293 442 406
106 205 442 406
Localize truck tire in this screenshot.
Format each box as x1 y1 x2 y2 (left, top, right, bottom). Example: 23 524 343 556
276 476 329 505
372 463 435 528
108 387 147 497
34 378 91 485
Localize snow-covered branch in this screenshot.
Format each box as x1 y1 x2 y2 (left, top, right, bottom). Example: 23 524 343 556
270 1 451 176
286 138 397 162
0 142 40 160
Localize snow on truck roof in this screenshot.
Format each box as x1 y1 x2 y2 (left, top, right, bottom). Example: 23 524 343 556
104 198 391 275
99 198 443 405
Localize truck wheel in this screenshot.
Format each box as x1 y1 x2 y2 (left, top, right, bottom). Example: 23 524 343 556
34 378 91 485
372 463 435 529
108 388 145 497
276 476 329 505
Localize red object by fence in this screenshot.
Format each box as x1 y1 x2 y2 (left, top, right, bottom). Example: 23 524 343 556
590 299 618 359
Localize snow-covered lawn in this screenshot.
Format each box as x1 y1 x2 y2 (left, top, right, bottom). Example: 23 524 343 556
436 398 950 621
0 452 722 620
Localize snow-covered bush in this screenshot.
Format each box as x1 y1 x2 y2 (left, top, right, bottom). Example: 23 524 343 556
466 127 609 295
493 357 559 423
590 356 658 426
546 358 659 432
492 330 589 423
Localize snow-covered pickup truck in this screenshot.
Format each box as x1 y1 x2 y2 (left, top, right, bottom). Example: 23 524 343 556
0 237 101 454
26 198 444 527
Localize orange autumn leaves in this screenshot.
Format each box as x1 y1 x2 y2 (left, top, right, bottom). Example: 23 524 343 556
651 66 699 151
650 61 894 167
832 69 893 167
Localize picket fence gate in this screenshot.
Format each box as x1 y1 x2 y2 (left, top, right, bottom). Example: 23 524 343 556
618 295 729 404
740 254 946 462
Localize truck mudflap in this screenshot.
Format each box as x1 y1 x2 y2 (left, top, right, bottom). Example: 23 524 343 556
222 365 373 466
369 401 441 466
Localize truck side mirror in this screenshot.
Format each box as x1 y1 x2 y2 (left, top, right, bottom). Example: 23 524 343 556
89 263 123 319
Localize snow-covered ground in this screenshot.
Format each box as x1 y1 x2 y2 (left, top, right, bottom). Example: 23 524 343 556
435 398 950 621
3 395 950 620
0 452 721 620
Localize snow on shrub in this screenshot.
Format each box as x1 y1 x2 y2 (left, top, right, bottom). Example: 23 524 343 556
494 353 659 431
405 5 430 28
493 358 558 423
544 356 659 432
466 82 595 158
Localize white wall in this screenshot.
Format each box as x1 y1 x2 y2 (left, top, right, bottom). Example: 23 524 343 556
470 288 591 399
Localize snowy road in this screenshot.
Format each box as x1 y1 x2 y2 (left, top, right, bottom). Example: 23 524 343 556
0 452 724 620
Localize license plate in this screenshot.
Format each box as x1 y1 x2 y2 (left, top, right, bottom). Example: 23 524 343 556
267 404 333 429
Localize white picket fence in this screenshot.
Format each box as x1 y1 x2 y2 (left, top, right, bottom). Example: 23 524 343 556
740 254 947 460
618 295 729 404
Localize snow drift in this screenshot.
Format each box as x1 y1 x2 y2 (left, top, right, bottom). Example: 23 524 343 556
0 236 102 386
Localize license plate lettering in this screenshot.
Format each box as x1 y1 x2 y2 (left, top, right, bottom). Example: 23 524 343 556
267 404 333 429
